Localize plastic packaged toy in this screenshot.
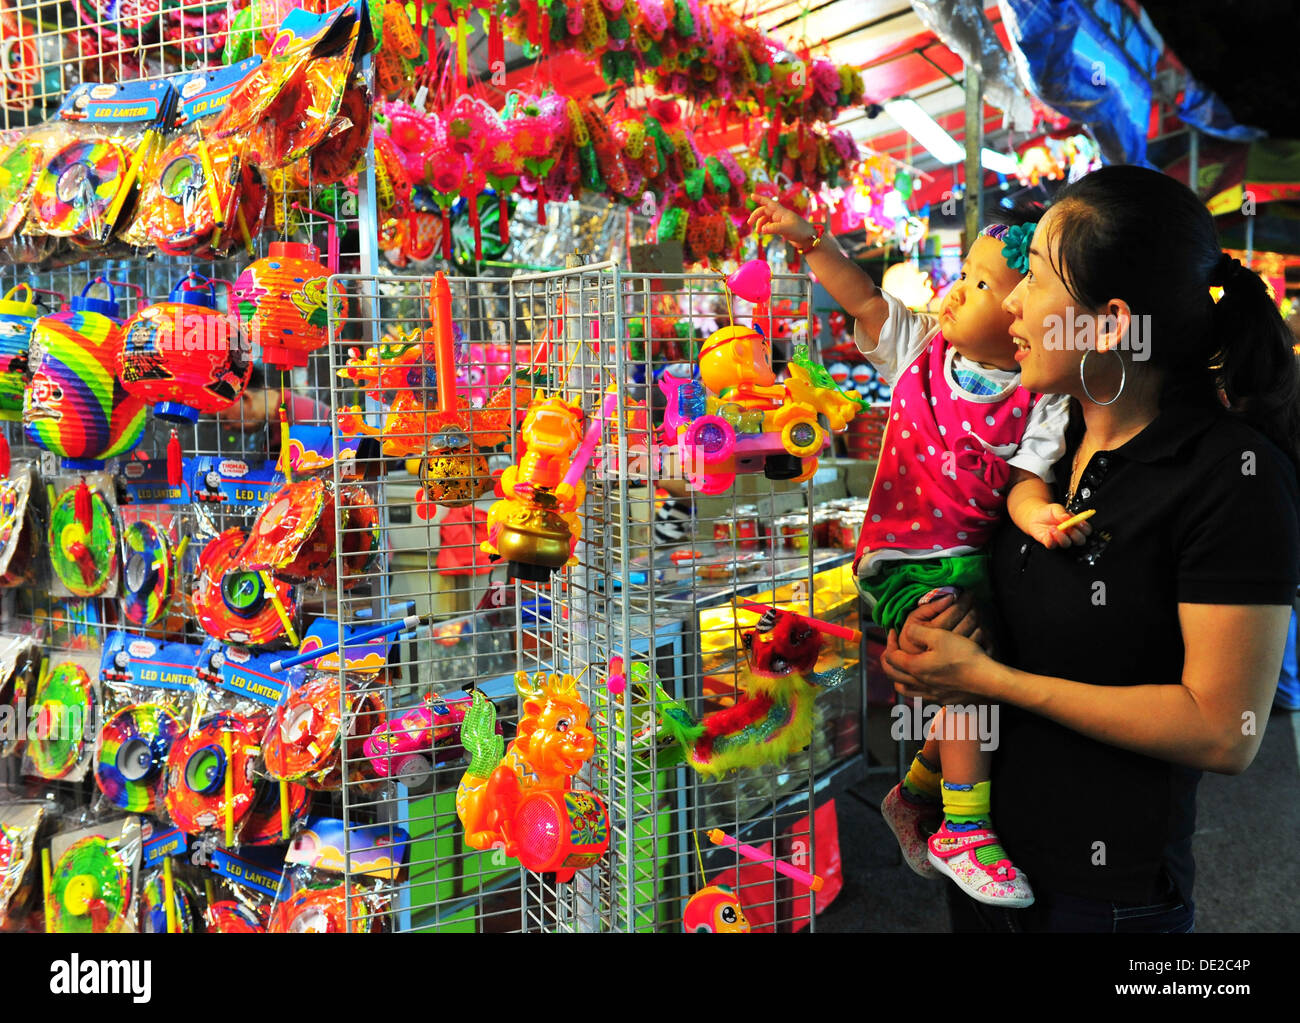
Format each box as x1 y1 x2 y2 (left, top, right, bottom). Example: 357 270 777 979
213 0 371 172
28 78 176 247
46 817 142 934
270 817 405 932
47 475 119 598
24 651 100 782
125 58 268 258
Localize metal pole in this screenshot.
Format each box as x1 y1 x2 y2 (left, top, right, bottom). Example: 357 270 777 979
1188 129 1200 197
963 63 983 246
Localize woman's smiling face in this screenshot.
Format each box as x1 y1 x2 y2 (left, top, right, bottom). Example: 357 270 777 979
1002 206 1090 396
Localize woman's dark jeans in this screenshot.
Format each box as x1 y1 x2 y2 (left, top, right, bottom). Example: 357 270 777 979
946 880 1195 933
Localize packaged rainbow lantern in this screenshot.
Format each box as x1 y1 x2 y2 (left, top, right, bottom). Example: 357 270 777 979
0 284 42 421
232 208 344 369
119 271 252 423
24 280 145 469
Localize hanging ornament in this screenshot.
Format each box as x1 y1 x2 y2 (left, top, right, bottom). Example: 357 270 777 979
119 271 251 423
24 281 145 470
232 210 343 370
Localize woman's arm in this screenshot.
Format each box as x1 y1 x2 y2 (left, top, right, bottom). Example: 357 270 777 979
883 602 1291 775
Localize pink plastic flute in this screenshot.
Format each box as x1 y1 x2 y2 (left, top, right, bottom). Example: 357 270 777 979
431 271 457 413
561 390 620 489
707 829 824 891
737 601 862 644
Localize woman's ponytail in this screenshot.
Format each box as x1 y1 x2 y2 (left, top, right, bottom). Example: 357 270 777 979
1209 254 1300 471
1049 166 1300 473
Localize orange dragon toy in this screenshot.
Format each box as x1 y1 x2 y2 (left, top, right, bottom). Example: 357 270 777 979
456 671 609 881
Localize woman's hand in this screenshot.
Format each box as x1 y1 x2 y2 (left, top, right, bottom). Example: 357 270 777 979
883 617 997 705
747 196 817 249
897 590 988 653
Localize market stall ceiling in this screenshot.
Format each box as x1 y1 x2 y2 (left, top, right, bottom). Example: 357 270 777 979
492 0 1013 173
744 0 1014 170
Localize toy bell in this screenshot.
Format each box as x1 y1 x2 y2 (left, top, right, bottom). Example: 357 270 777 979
24 280 145 470
119 271 252 423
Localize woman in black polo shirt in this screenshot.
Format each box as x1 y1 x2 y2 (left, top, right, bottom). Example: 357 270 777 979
882 165 1300 933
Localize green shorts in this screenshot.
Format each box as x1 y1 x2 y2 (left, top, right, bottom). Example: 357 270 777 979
855 554 990 632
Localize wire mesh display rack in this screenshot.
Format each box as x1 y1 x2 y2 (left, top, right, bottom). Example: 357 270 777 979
0 0 372 651
329 262 868 933
0 2 869 934
0 1 375 837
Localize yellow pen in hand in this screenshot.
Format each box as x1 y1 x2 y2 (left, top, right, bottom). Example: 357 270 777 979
1056 508 1096 533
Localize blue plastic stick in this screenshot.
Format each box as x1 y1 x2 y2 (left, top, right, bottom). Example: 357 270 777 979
269 614 424 671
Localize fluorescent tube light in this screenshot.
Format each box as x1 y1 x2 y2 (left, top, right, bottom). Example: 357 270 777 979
882 99 965 165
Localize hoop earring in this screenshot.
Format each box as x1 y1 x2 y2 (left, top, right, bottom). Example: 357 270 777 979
1079 348 1126 406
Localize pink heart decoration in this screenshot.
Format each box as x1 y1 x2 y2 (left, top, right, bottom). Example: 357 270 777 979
726 259 772 303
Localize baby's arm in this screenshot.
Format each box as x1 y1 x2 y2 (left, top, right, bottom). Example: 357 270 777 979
1007 469 1091 549
747 197 891 350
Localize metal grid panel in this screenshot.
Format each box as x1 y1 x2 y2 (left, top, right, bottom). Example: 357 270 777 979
0 0 371 654
330 264 866 933
1 0 229 132
0 1 374 839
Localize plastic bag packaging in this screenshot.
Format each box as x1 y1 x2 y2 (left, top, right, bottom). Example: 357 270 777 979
0 465 47 591
201 877 270 932
268 817 404 933
203 843 286 931
116 509 187 634
0 801 47 930
45 815 142 933
23 78 177 248
122 57 268 259
179 640 303 845
192 526 301 648
261 667 385 791
214 0 368 171
0 119 78 247
23 649 100 782
44 473 121 599
92 632 202 819
136 862 204 933
0 635 39 760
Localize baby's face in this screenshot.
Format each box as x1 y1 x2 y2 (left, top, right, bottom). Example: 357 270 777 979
938 235 1023 370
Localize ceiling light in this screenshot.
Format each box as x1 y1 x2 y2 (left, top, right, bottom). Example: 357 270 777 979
980 149 1019 175
883 99 965 165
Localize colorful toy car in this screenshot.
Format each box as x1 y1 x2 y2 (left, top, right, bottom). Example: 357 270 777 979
363 692 480 787
659 329 862 495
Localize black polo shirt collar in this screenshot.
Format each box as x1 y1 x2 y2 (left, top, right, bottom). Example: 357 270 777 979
1064 394 1224 466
